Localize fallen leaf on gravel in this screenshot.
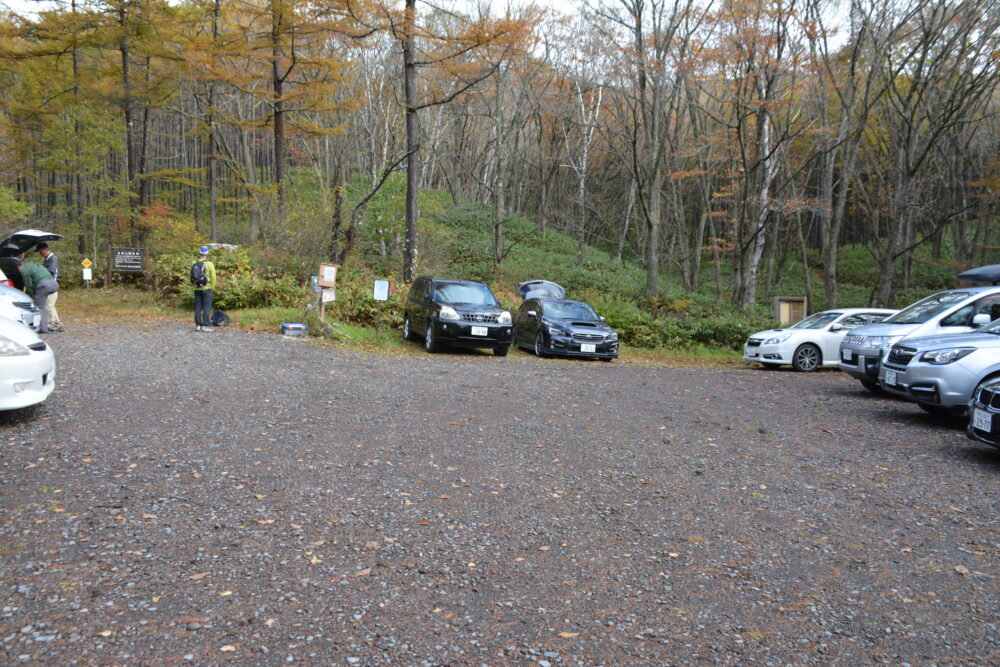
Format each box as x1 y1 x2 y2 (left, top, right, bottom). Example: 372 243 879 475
220 645 236 652
365 541 380 550
265 618 276 626
559 632 580 638
446 466 458 471
353 568 371 577
955 565 969 576
539 546 551 551
311 540 326 547
220 591 232 596
467 562 476 567
442 612 454 620
447 421 459 425
257 519 275 525
97 630 112 637
439 494 451 499
142 514 157 520
687 536 706 543
290 523 302 530
668 552 680 558
188 572 210 581
417 520 430 525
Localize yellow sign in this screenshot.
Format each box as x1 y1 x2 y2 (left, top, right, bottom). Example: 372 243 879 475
82 258 93 268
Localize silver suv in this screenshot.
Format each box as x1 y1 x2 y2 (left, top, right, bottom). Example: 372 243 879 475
879 318 1000 416
838 286 1000 391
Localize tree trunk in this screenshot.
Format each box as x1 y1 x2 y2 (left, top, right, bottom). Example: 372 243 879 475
402 0 418 282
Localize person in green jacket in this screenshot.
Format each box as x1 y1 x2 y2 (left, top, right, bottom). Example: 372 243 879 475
17 257 59 334
192 246 217 332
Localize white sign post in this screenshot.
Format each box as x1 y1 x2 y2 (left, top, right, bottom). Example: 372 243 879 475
373 280 390 338
82 259 93 287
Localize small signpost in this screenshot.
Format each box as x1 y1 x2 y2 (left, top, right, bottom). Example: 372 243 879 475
82 258 93 287
317 263 338 319
373 279 390 338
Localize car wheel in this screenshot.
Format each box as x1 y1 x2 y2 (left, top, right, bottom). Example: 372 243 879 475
494 344 509 357
424 322 439 353
534 330 548 358
791 344 820 372
762 362 781 370
860 379 883 393
403 315 416 341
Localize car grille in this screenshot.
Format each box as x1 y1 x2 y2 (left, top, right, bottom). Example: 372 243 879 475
746 338 762 347
976 385 1000 409
573 332 605 343
844 334 867 345
14 301 33 310
886 346 917 366
28 342 46 352
461 313 498 324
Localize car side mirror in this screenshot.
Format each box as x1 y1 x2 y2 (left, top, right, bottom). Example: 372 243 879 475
527 310 537 319
829 323 843 332
600 316 606 322
972 313 991 327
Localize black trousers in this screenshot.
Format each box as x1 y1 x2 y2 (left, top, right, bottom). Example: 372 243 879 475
194 289 213 327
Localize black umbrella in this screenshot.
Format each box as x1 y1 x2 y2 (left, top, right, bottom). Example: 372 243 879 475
957 264 1000 285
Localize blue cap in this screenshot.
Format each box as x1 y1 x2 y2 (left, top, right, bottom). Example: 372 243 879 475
199 245 209 255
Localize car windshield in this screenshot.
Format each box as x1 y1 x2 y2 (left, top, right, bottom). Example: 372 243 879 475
543 300 600 320
790 312 841 329
434 282 497 307
884 292 971 324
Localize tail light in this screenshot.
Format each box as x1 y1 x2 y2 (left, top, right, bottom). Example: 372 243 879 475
0 279 13 288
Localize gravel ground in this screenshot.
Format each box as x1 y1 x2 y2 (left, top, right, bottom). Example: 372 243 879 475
1 322 998 665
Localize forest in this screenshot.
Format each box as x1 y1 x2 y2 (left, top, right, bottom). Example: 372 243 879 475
0 0 998 337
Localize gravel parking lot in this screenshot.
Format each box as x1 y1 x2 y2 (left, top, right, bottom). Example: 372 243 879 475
2 322 998 665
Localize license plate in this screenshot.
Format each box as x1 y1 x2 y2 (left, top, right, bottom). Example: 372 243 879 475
884 369 897 387
32 314 40 329
841 348 851 361
973 408 992 432
471 326 488 336
580 343 596 353
746 348 758 357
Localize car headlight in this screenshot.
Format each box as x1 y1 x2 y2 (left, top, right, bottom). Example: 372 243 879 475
0 335 30 357
764 333 792 345
547 326 569 338
438 306 460 321
607 332 618 342
919 347 975 365
498 311 512 325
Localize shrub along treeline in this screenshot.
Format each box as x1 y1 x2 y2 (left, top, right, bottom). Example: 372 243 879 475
63 183 975 351
123 181 968 349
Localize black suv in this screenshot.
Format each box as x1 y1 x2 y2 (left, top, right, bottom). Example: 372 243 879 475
403 277 513 356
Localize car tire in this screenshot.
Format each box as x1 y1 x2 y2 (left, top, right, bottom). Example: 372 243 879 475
791 344 820 372
860 379 882 393
534 331 548 358
424 322 439 353
403 315 417 341
762 362 781 370
494 344 509 357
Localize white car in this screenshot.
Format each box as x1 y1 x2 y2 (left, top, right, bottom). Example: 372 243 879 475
0 282 42 330
0 316 55 411
744 308 897 372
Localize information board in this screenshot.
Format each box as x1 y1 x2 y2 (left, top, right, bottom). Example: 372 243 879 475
112 247 145 272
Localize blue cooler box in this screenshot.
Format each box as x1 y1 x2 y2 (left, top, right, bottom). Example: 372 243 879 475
281 322 308 336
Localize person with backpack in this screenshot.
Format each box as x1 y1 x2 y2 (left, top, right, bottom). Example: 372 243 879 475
191 246 217 332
